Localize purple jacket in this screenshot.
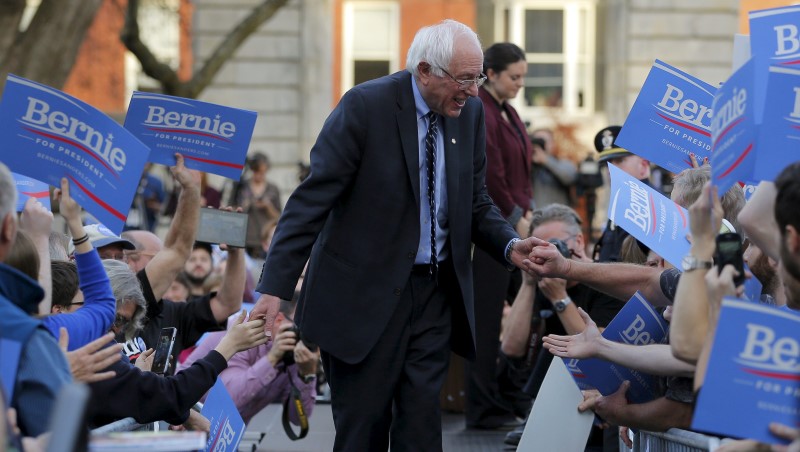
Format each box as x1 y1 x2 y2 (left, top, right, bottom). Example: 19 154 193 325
180 331 316 424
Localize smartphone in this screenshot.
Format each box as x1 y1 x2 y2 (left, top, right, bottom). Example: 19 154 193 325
151 327 177 375
195 208 248 248
714 232 745 286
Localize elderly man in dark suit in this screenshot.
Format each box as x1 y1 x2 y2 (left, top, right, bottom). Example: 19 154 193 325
250 19 537 451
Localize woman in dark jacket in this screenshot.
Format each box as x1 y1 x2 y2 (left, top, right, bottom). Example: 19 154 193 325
467 42 534 429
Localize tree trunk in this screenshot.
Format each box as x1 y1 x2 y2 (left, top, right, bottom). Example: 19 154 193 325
122 0 290 99
0 0 104 94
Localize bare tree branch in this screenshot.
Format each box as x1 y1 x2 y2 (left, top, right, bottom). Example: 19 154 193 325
0 0 103 93
122 0 289 99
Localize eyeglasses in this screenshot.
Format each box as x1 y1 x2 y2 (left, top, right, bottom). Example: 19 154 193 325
113 315 131 330
437 67 487 90
123 250 157 263
100 252 126 261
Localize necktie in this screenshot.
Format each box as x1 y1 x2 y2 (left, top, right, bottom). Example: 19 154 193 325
425 112 438 278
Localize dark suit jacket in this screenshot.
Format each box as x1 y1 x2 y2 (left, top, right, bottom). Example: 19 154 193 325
256 71 517 364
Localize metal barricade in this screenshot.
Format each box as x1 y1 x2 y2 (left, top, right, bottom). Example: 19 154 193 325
620 428 723 452
90 417 157 435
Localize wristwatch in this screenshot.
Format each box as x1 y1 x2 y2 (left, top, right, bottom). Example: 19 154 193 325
300 373 316 384
681 255 713 272
553 296 572 313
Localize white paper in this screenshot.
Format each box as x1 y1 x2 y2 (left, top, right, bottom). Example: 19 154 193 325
517 357 595 452
732 33 751 73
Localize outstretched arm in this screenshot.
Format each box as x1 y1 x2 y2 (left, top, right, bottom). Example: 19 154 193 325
144 154 201 301
544 308 694 377
524 238 669 306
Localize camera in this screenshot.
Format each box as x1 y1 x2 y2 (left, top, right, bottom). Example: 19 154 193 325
282 325 318 366
530 136 546 149
548 238 571 258
714 232 745 286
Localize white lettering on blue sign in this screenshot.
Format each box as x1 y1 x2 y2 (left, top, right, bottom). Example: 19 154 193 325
775 24 800 56
712 87 747 138
20 97 126 172
656 84 713 129
144 106 236 138
739 324 800 371
623 180 650 234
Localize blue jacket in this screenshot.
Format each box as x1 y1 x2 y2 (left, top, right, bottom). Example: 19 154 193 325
42 250 116 350
0 263 71 436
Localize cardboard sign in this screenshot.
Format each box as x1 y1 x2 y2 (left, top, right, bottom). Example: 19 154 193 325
563 292 669 404
201 378 245 452
692 298 800 444
754 66 800 182
0 75 150 233
124 92 257 180
749 5 800 121
615 60 716 173
607 164 690 268
13 172 50 212
711 58 757 193
518 358 594 452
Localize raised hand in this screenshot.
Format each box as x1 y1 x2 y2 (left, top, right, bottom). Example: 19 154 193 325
215 310 268 360
20 197 53 238
170 153 197 190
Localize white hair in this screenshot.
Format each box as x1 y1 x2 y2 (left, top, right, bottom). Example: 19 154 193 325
102 258 147 340
406 19 481 78
0 163 17 224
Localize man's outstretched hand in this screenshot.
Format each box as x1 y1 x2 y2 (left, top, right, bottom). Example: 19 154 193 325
250 293 281 341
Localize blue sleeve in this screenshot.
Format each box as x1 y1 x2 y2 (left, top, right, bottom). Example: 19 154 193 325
42 250 116 350
13 329 72 437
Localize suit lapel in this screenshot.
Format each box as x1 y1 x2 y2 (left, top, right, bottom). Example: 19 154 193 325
397 75 420 207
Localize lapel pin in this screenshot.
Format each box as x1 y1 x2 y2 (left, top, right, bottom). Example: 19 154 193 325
451 138 456 144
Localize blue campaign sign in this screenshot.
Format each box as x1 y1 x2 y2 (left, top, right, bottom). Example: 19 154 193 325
615 60 716 173
711 58 757 194
749 5 800 122
743 264 763 303
201 378 245 452
563 292 669 404
692 298 800 444
0 75 150 234
13 172 50 212
753 66 800 182
124 92 257 180
607 164 690 268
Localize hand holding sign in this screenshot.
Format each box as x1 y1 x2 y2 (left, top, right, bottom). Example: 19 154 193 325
687 183 722 250
20 196 53 240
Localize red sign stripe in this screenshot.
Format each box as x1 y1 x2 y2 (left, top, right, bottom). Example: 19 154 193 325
656 113 711 137
25 127 121 179
67 176 126 222
183 154 244 170
146 127 233 143
716 143 754 179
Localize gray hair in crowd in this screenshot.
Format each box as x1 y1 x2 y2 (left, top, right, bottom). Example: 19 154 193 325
0 163 17 223
49 231 70 261
102 258 147 340
672 164 746 234
530 203 583 237
406 19 480 78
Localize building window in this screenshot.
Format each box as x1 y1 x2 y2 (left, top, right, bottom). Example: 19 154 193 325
342 1 399 93
497 0 597 117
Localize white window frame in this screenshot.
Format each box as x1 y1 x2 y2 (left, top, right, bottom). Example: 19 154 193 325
495 0 597 119
341 0 400 94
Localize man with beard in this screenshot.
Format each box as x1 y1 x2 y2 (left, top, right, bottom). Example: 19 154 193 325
774 162 800 310
182 242 215 297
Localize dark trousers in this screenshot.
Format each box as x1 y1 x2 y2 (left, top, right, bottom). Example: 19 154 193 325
321 262 455 452
465 247 517 427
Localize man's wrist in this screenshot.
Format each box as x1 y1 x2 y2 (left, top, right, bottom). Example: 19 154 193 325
505 238 520 264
